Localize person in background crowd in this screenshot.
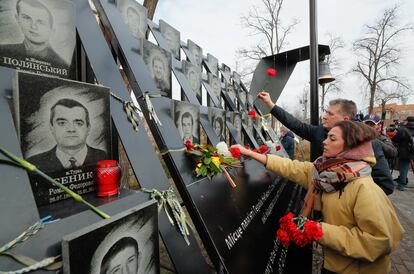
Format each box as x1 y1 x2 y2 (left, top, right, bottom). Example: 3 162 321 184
257 91 394 195
386 124 397 139
231 121 404 273
392 116 414 191
279 126 295 159
363 114 397 169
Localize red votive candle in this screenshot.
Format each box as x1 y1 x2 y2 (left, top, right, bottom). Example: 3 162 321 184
95 160 121 197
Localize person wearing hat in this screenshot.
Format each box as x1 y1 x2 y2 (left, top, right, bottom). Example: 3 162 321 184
363 114 397 169
392 116 414 190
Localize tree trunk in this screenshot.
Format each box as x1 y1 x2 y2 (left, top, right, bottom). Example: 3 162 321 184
368 85 376 113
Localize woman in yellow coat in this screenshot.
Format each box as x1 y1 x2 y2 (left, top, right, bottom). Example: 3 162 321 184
232 121 404 274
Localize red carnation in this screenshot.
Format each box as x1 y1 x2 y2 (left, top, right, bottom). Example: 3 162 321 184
276 229 290 248
276 145 281 151
266 68 277 77
291 230 310 247
248 110 257 121
252 148 258 153
245 145 250 150
230 147 241 158
185 140 195 150
304 220 323 241
260 145 269 154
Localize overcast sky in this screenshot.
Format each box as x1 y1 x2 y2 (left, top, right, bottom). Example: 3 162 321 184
146 0 414 114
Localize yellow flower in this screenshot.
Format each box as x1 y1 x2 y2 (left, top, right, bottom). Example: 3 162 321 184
211 157 221 168
195 163 202 174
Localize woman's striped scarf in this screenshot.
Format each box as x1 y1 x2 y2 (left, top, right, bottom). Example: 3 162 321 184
301 141 376 218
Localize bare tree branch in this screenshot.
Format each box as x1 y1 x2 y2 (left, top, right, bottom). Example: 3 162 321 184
236 0 299 85
352 5 414 112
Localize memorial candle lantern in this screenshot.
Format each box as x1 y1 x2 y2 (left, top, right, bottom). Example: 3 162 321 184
95 160 121 197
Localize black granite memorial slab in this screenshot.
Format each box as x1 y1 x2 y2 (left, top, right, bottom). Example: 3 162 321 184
13 71 111 206
0 0 76 78
62 200 159 274
116 0 148 40
159 19 180 60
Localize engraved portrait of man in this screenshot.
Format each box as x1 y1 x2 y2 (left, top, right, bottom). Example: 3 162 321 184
174 101 200 144
182 60 201 103
141 40 172 97
159 20 180 60
117 0 147 40
187 39 202 67
0 0 76 77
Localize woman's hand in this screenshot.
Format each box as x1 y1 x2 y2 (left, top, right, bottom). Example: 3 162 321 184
257 91 275 109
230 144 268 165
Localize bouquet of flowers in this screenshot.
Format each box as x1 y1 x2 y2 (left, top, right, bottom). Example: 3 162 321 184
185 141 242 188
276 212 323 248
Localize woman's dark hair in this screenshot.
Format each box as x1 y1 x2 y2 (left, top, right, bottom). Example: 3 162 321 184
333 120 377 150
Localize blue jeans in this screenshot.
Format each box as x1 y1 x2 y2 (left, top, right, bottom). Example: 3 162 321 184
398 159 410 186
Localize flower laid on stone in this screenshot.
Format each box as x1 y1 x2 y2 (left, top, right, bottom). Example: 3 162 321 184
248 110 257 121
185 141 241 188
266 68 277 76
276 212 323 248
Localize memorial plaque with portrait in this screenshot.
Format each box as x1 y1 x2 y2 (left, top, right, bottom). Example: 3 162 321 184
187 39 202 67
140 39 172 98
172 100 200 144
232 112 242 141
208 107 226 142
62 200 159 274
159 19 180 60
242 111 254 134
182 60 201 103
221 63 231 83
0 0 76 78
232 71 241 86
226 85 238 107
117 0 148 40
208 73 221 102
206 53 218 76
237 89 247 110
14 71 111 206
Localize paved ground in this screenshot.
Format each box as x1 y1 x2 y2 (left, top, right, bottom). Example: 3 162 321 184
389 168 414 274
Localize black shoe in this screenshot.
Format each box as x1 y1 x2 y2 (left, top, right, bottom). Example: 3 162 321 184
397 185 405 191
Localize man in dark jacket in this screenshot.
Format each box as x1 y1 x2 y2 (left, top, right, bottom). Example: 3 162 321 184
280 126 295 159
363 114 398 169
257 91 394 195
392 116 414 191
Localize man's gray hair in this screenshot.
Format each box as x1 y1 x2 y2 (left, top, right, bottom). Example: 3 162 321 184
329 99 357 118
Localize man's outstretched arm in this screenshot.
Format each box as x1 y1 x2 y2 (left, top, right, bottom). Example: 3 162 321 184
257 91 321 142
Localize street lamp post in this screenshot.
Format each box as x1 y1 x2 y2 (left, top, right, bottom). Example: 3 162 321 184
309 0 319 161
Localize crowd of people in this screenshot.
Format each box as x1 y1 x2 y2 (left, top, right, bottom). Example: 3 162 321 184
231 91 412 273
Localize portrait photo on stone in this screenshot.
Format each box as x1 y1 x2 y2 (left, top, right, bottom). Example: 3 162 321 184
14 71 111 173
187 39 202 67
232 71 241 86
182 60 202 103
117 0 148 40
221 63 231 83
237 89 247 110
208 107 226 141
208 72 222 101
159 19 180 60
0 0 76 78
140 39 172 98
172 100 200 144
62 201 159 274
206 53 218 77
232 112 242 141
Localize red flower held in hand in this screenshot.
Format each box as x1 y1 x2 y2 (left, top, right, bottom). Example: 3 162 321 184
276 145 281 151
260 145 269 154
229 147 241 158
276 229 290 248
185 140 195 150
304 220 323 241
266 68 277 77
248 110 257 121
